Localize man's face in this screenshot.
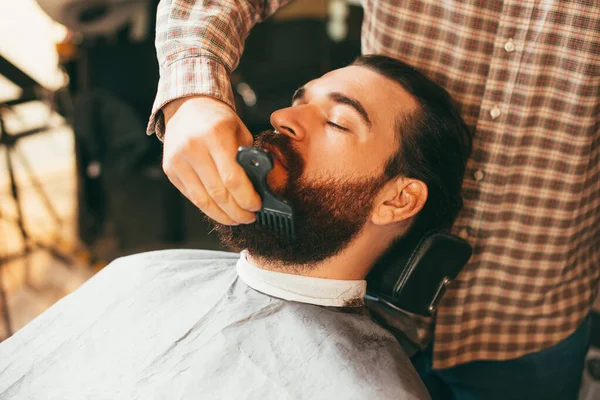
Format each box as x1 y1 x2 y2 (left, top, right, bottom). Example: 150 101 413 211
216 66 418 267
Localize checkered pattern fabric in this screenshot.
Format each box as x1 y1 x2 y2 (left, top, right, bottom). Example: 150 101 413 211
148 0 600 369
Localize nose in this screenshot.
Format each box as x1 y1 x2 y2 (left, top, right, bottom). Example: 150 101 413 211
270 107 306 141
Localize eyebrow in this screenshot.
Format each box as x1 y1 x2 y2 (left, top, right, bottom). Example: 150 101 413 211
292 86 372 129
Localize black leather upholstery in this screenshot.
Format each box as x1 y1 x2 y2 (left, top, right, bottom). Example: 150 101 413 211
367 230 472 316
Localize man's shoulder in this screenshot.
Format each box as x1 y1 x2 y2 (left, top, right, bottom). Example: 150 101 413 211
0 249 245 397
102 248 239 280
112 248 239 267
0 249 241 354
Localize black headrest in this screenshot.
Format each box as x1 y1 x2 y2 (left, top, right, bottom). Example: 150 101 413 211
366 230 472 316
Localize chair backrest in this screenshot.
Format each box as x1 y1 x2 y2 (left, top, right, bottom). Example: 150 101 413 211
366 230 472 316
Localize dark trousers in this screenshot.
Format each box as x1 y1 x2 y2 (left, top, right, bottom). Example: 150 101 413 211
412 315 591 400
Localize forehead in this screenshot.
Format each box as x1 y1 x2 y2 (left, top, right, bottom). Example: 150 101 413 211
305 65 418 127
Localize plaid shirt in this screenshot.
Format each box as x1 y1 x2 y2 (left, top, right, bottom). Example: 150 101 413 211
148 0 600 369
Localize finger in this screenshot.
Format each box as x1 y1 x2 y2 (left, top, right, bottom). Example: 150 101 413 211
238 126 254 147
212 148 262 213
185 153 257 224
164 170 188 201
164 155 194 202
176 161 241 225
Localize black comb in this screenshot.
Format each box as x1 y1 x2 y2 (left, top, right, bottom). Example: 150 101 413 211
237 146 295 241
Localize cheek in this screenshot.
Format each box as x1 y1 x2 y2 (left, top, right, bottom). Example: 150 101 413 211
303 142 350 178
357 145 392 175
304 139 388 179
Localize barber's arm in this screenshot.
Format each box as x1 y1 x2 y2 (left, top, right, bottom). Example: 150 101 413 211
149 0 292 225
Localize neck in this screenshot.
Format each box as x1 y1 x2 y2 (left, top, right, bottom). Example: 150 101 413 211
247 224 398 280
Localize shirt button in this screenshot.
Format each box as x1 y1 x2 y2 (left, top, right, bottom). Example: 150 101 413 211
504 39 516 53
473 170 485 182
458 228 469 240
490 105 501 119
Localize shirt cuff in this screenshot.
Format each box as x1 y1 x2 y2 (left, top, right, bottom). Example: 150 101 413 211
146 57 235 141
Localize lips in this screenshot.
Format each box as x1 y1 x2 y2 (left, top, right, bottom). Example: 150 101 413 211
261 144 289 170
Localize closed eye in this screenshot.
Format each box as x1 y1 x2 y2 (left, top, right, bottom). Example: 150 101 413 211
327 121 350 132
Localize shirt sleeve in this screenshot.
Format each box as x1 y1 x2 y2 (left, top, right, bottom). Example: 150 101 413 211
147 0 293 139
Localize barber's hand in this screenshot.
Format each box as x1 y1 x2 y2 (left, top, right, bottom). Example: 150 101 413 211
162 96 261 225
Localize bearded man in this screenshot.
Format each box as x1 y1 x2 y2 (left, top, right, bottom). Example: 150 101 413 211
0 55 471 400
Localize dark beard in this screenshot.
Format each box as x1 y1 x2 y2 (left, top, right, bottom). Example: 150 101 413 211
213 130 388 269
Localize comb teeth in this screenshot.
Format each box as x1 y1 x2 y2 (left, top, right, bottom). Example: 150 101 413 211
256 210 295 241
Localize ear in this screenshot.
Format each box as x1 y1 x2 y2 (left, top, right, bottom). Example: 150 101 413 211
371 177 428 226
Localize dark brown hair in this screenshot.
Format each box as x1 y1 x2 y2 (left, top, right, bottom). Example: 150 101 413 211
353 55 473 235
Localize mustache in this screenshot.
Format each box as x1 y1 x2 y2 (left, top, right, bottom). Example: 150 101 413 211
253 129 305 181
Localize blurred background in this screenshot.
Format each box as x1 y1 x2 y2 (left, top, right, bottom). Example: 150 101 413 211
0 1 598 395
0 0 364 340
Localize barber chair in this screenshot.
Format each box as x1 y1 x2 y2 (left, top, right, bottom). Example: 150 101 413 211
365 230 472 353
367 230 472 317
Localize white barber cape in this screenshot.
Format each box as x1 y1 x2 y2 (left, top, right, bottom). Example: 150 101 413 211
0 250 430 400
